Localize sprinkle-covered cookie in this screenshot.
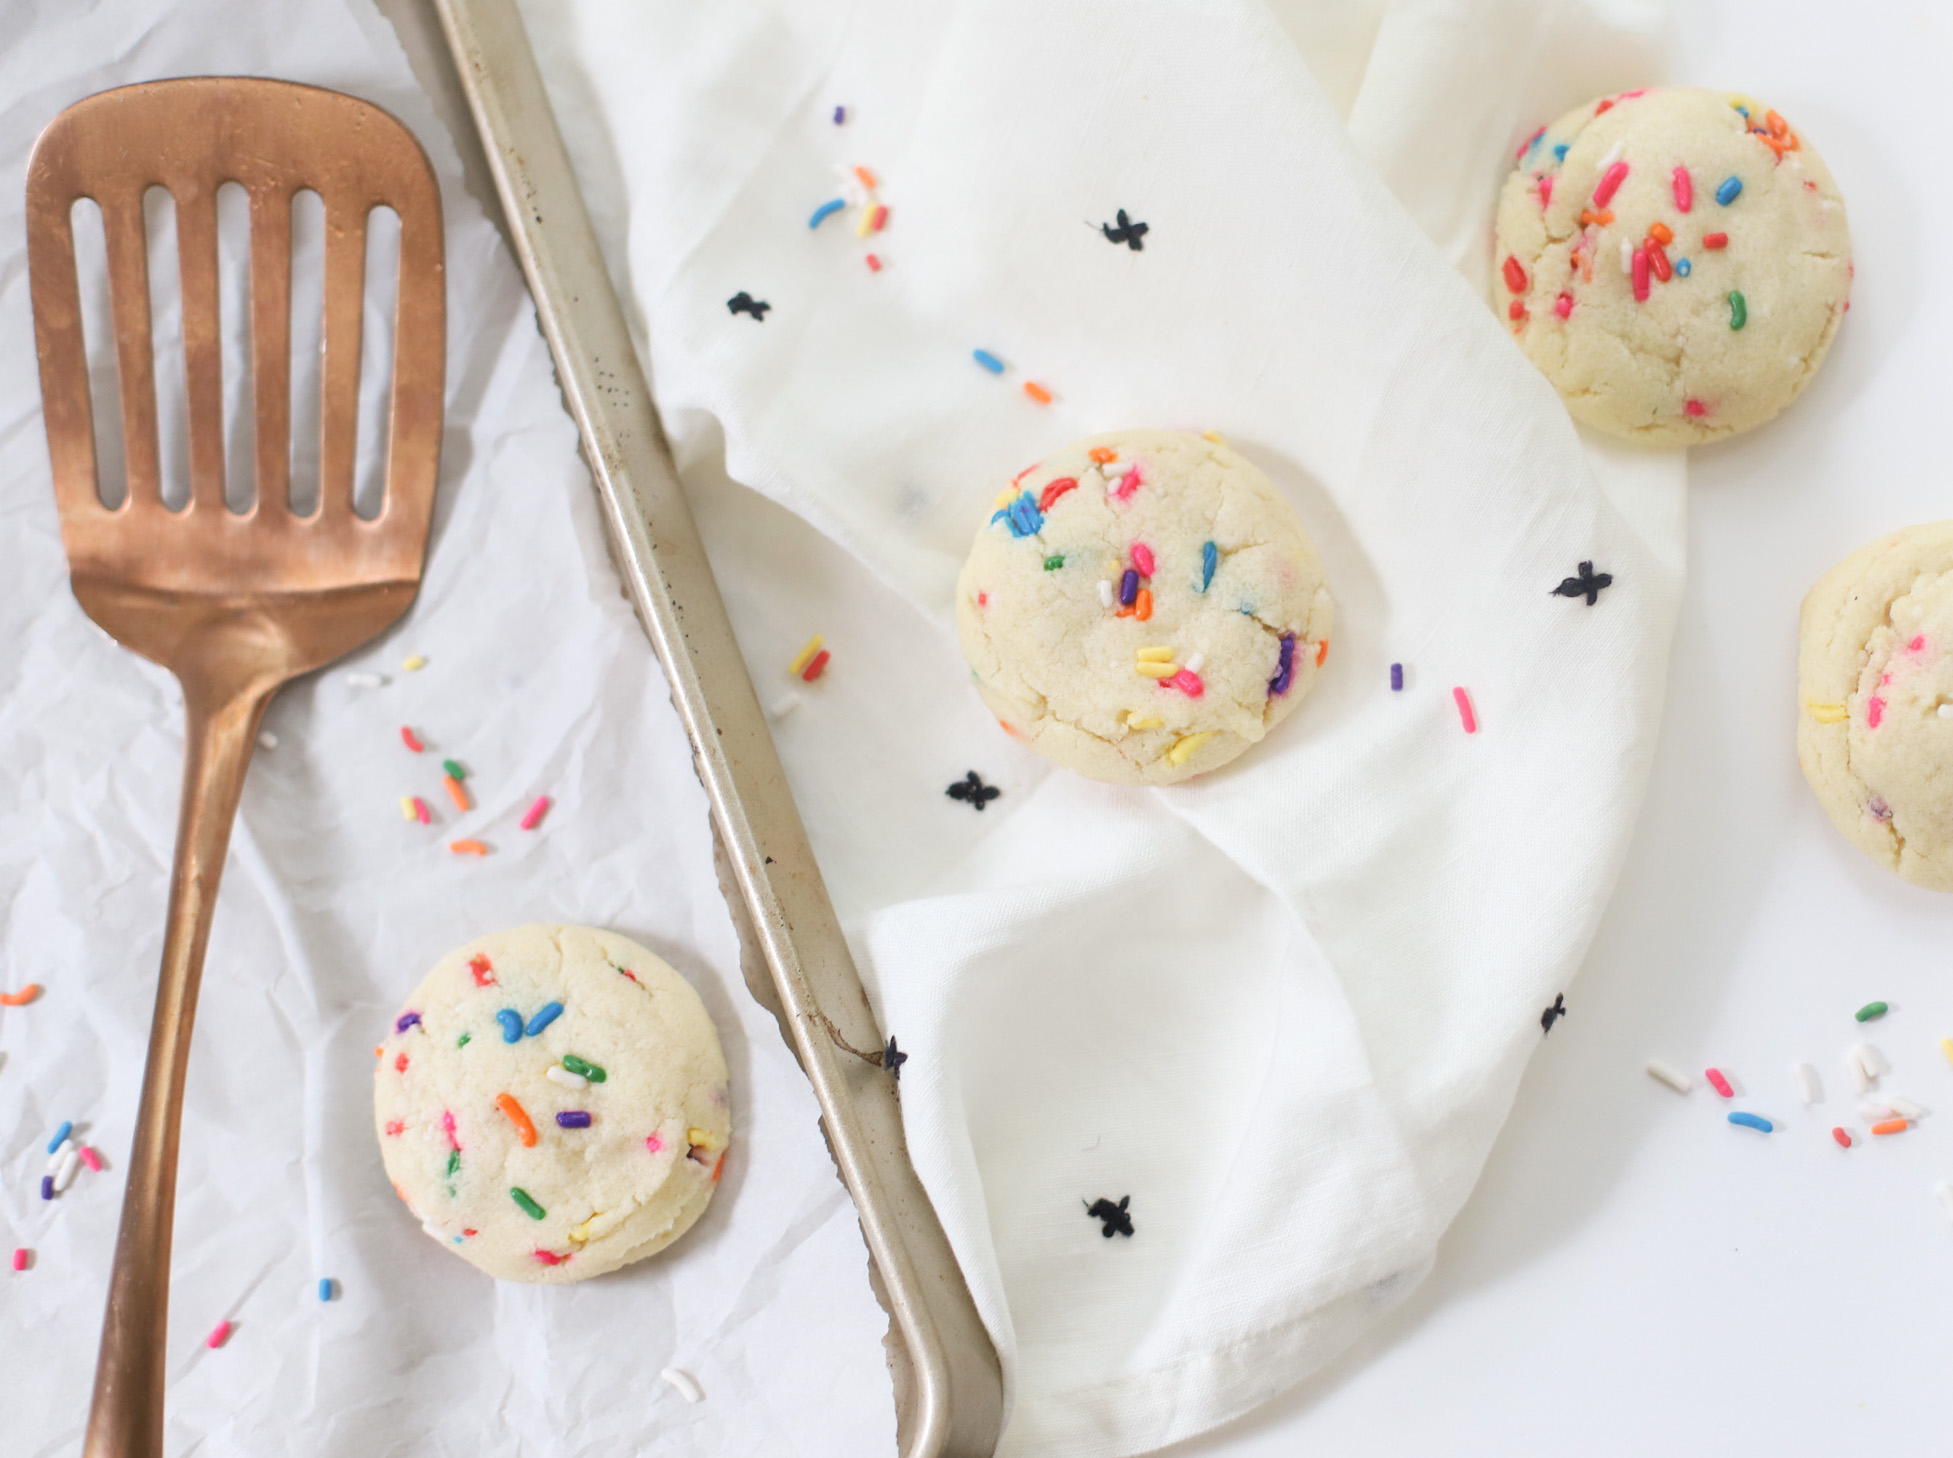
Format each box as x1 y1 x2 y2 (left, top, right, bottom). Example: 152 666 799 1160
1798 522 1953 891
955 430 1332 784
374 924 730 1282
1496 87 1850 444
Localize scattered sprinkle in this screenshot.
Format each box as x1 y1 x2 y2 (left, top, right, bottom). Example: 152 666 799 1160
853 166 878 189
10 1248 27 1272
865 253 882 272
1872 1118 1909 1136
1592 160 1630 207
444 775 470 813
832 106 845 125
1044 555 1064 571
1023 381 1052 405
258 731 278 750
1715 175 1743 206
79 1146 102 1172
1631 248 1650 302
1 984 42 1006
788 635 824 677
1727 1111 1773 1133
449 839 488 856
395 1011 422 1034
562 1054 606 1084
973 349 1004 374
1855 1001 1889 1022
442 758 466 782
1794 1063 1822 1105
726 292 770 321
524 1002 564 1037
1646 1060 1693 1094
556 1111 594 1129
662 1368 705 1404
1702 232 1728 249
471 955 497 987
1201 541 1217 592
1727 290 1747 330
412 797 431 825
1888 1096 1930 1119
402 655 426 672
1269 635 1297 697
809 198 845 229
1684 398 1706 417
1854 1043 1888 1080
1098 580 1114 607
1941 1037 1953 1066
546 1064 588 1089
52 1147 81 1192
346 671 384 688
1085 1195 1135 1238
1554 291 1573 319
1165 731 1214 768
510 1187 546 1220
1705 1067 1735 1098
769 691 803 718
1130 543 1156 577
1390 663 1403 692
496 1009 524 1043
520 796 551 831
946 770 1001 810
39 1175 53 1201
1038 477 1078 511
318 1278 335 1302
496 1093 539 1147
207 1320 233 1349
801 649 831 682
1501 255 1527 293
1675 257 1691 277
399 795 416 822
1833 1127 1853 1148
1648 221 1673 246
46 1122 72 1155
1100 209 1148 250
1452 686 1477 734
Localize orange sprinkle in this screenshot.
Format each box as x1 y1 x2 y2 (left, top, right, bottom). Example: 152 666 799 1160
1872 1119 1909 1136
1134 588 1153 621
449 839 489 856
496 1092 539 1147
1315 639 1329 667
443 774 470 812
1648 221 1673 245
711 1152 726 1183
1023 381 1052 405
1764 109 1788 138
853 165 877 189
0 983 42 1006
1089 447 1118 464
1578 208 1614 228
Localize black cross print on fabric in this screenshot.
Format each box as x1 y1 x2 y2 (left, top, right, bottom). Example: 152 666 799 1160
1099 209 1149 251
881 1037 908 1080
1085 1196 1135 1238
1540 994 1567 1034
726 291 771 321
1551 561 1613 606
946 771 1001 810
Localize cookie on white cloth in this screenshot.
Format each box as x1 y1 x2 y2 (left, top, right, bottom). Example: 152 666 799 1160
1495 86 1850 444
955 429 1332 785
374 923 730 1282
1798 522 1953 891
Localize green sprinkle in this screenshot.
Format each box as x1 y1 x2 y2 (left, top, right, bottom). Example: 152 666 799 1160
1043 555 1064 570
457 1032 471 1048
1855 1001 1889 1022
446 1149 461 1177
510 1187 546 1220
442 758 466 781
560 1053 607 1082
1727 290 1746 330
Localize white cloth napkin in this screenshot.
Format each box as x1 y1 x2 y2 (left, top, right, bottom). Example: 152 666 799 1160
526 0 1685 1452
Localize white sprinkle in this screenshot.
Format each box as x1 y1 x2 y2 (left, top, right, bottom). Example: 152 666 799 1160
346 671 385 688
1097 580 1114 607
1849 1046 1875 1091
1620 240 1633 274
1860 1102 1898 1123
1646 1059 1693 1094
1185 653 1205 674
257 731 278 750
1599 139 1624 169
53 1147 82 1193
46 1138 75 1172
1855 1042 1889 1080
421 1221 446 1242
661 1368 704 1403
1938 1184 1953 1224
546 1064 589 1090
768 691 802 719
1794 1062 1822 1105
1939 704 1953 719
1887 1095 1931 1120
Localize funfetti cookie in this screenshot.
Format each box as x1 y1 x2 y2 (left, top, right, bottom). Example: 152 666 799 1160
374 923 731 1282
1798 522 1953 891
955 430 1333 785
1496 87 1851 445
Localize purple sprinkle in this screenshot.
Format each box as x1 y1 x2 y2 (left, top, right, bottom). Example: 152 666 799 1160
832 105 846 125
395 1011 422 1034
1268 634 1297 697
40 1175 55 1200
1390 663 1403 692
1870 796 1892 822
1119 569 1139 606
556 1111 593 1129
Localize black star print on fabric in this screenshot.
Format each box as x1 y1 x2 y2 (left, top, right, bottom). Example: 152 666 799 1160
882 1037 908 1080
1540 994 1567 1034
946 770 1001 810
1085 1196 1135 1238
726 291 771 321
1551 561 1613 605
1099 209 1149 250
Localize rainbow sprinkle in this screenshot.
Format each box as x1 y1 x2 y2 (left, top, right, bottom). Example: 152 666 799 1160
973 349 1004 374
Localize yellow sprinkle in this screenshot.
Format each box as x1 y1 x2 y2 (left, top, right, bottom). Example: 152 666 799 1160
1166 731 1216 766
1126 715 1164 730
399 795 416 821
402 654 427 671
1941 1037 1953 1066
1202 430 1226 445
567 1213 600 1246
1136 661 1178 679
687 1127 719 1151
1806 701 1848 723
787 635 824 676
1136 646 1175 662
856 202 878 238
993 487 1017 508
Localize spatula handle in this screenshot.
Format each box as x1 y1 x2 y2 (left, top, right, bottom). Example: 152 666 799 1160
84 679 271 1458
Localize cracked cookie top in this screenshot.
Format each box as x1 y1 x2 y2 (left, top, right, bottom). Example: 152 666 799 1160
955 430 1332 786
1495 86 1851 445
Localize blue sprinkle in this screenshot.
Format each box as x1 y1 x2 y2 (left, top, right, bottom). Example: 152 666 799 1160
46 1121 73 1155
1390 663 1403 692
394 1011 421 1034
524 1001 565 1038
495 1009 524 1043
1734 105 1750 118
1728 1111 1774 1133
1522 126 1545 157
1675 257 1691 278
318 1278 335 1302
990 491 1043 538
808 198 845 229
1119 568 1139 606
556 1111 593 1129
1200 541 1217 592
973 349 1005 374
1552 143 1569 162
41 1175 54 1200
1715 175 1743 206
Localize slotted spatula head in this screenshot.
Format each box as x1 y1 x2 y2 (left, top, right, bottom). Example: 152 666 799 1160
27 76 444 677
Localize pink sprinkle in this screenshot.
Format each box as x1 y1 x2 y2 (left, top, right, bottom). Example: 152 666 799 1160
1631 248 1650 303
207 1320 233 1349
1592 160 1629 208
520 796 551 831
1868 696 1885 728
533 1249 569 1266
1672 166 1693 213
1908 635 1927 653
1537 175 1553 207
1554 292 1573 319
1168 669 1204 697
79 1146 103 1173
1705 1067 1734 1098
646 1133 664 1154
1130 543 1155 577
385 1120 405 1137
412 796 430 825
10 1248 26 1272
1111 466 1142 503
442 1109 460 1150
1452 687 1478 734
1684 399 1707 417
1516 126 1545 161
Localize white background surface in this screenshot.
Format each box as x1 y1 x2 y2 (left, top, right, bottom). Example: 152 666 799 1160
1174 4 1953 1452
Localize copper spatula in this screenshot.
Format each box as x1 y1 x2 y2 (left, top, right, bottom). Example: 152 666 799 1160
26 77 444 1456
